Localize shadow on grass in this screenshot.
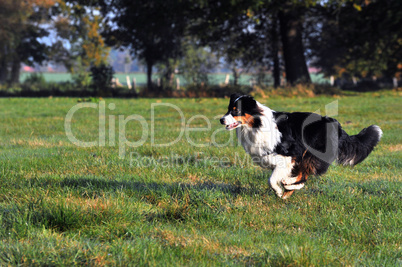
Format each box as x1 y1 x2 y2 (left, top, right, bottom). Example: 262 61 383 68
50 176 271 224
22 174 401 201
54 176 269 198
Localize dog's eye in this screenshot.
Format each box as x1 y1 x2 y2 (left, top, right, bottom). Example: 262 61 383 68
232 110 241 116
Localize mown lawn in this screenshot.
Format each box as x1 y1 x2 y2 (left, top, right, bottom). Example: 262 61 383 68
0 91 401 266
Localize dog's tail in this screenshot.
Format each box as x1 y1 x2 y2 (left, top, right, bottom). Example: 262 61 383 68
337 125 382 166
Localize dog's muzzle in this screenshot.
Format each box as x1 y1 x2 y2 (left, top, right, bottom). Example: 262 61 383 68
220 115 241 130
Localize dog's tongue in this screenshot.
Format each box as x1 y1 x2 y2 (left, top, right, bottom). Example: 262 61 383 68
226 122 239 130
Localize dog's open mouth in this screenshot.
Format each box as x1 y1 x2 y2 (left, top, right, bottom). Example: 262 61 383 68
225 121 241 130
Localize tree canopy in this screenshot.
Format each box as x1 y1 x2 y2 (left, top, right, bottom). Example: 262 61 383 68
0 0 400 88
0 0 55 84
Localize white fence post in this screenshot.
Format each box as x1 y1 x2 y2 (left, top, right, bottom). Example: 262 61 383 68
393 77 398 88
126 76 132 89
225 74 230 85
115 78 123 87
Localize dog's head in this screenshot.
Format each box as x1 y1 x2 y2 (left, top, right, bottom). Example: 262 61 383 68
220 93 263 130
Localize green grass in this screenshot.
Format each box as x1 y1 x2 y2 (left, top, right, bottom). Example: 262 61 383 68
0 91 401 266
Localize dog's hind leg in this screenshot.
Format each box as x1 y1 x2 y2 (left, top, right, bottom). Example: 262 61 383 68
282 170 303 184
282 172 306 191
283 183 305 190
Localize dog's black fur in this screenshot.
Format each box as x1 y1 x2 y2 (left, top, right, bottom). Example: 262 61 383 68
273 110 382 183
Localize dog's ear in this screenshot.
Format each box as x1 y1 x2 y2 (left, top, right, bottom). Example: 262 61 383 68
237 95 262 115
242 95 255 101
230 93 243 102
230 94 256 104
238 95 256 105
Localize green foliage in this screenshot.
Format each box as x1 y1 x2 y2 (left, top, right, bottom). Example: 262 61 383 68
156 58 179 90
179 41 219 86
104 0 190 90
0 0 52 84
72 72 91 90
22 73 46 86
22 73 48 92
53 2 109 72
0 84 22 96
308 0 402 78
90 63 114 95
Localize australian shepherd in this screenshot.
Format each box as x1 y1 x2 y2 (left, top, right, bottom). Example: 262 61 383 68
220 93 382 199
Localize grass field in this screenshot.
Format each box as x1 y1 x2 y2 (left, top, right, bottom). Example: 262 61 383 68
0 91 401 265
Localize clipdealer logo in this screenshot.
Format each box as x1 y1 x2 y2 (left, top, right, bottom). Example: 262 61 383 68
64 101 237 158
64 99 339 164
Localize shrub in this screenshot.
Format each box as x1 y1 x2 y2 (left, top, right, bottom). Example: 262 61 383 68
90 63 114 96
22 73 47 92
72 72 91 90
0 84 22 96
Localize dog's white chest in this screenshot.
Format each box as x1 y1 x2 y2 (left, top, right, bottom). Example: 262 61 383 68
236 114 283 169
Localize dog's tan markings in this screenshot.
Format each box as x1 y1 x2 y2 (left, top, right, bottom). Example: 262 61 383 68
232 115 243 124
282 190 294 199
233 113 255 127
295 172 304 183
244 113 255 127
294 153 321 184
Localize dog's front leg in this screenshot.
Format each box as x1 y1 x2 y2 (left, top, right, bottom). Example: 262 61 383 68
269 168 285 198
269 156 294 199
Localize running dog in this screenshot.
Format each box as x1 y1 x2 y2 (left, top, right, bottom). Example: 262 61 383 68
220 94 382 199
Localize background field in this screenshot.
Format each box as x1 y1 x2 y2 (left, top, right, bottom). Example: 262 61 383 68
19 72 329 86
0 91 401 265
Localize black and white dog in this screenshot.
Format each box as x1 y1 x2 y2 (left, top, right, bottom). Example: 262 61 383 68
220 94 382 199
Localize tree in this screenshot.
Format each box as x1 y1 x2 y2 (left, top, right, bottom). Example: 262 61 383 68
90 63 114 94
103 0 189 91
278 3 311 84
53 1 110 73
0 0 110 85
189 1 267 86
190 0 312 86
179 39 219 86
0 0 54 84
309 0 402 81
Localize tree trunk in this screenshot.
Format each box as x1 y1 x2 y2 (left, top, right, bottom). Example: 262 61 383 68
0 58 8 84
146 60 154 91
279 7 311 85
163 62 174 88
271 16 280 88
232 67 239 86
0 45 8 84
10 55 21 85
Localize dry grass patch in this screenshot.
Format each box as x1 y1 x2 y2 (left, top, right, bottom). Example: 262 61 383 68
387 144 402 152
153 229 253 258
9 138 68 148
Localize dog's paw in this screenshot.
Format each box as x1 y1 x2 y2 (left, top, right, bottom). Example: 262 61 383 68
281 177 297 185
273 189 284 198
281 190 294 199
283 183 305 190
